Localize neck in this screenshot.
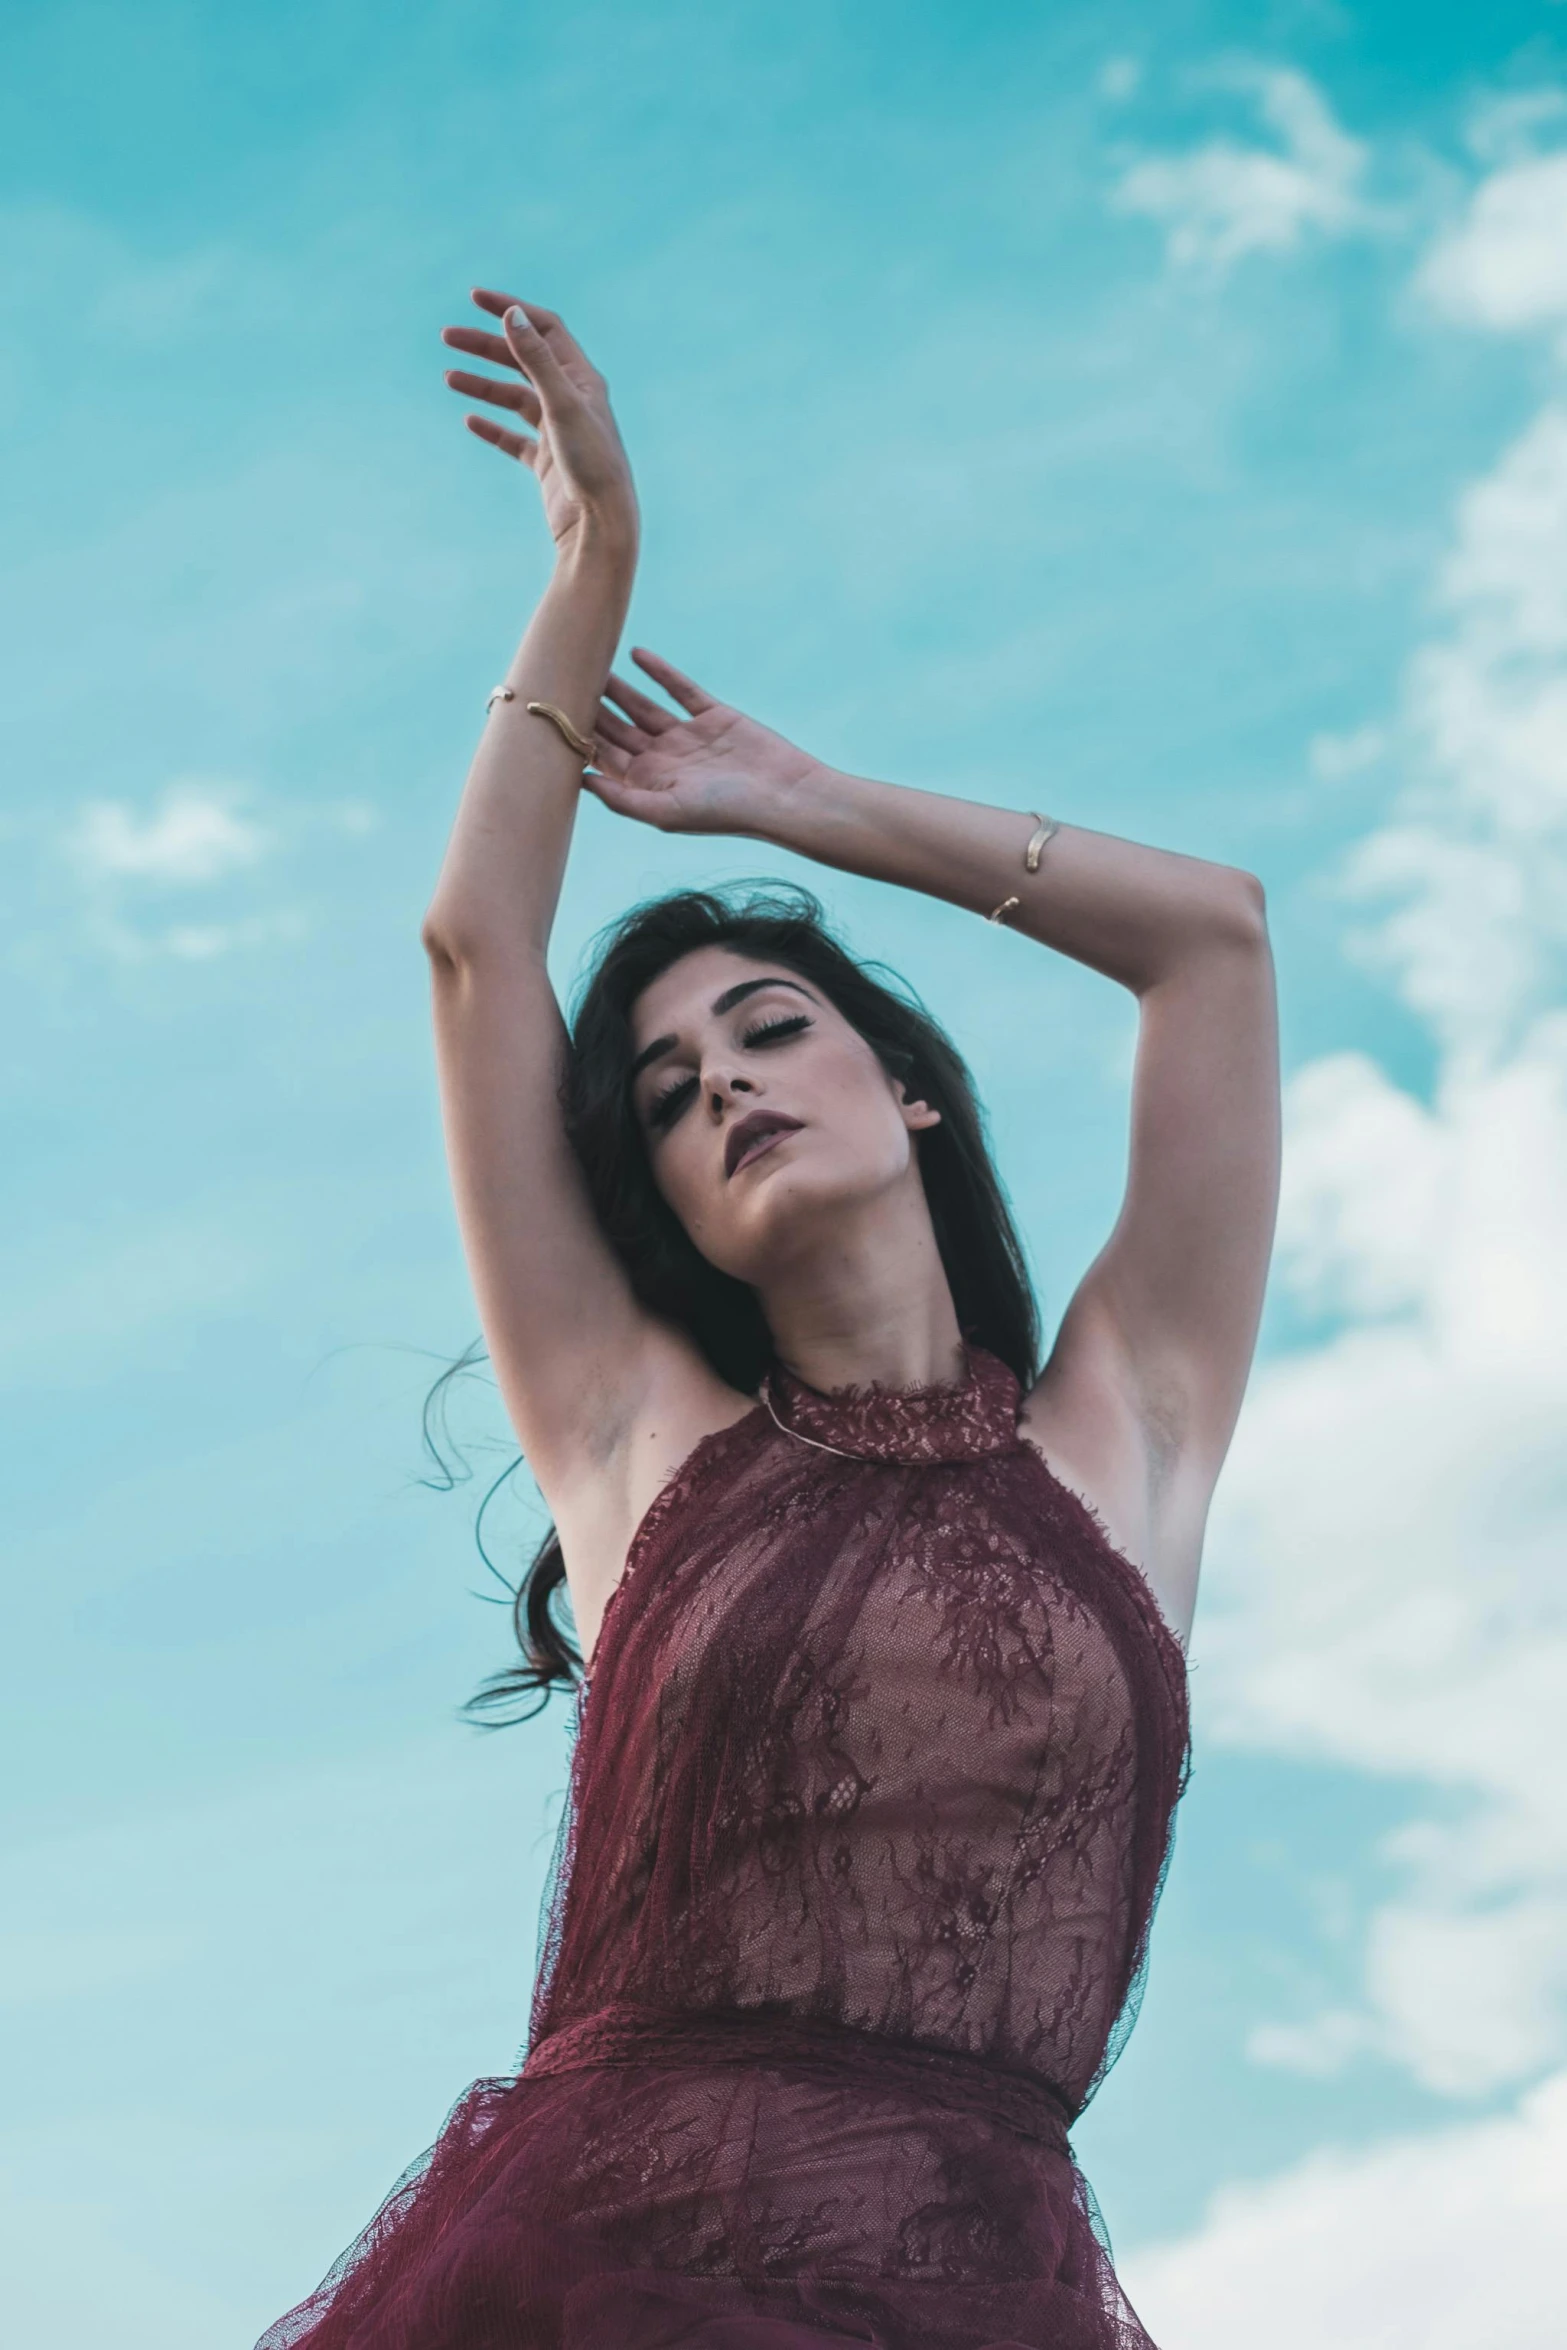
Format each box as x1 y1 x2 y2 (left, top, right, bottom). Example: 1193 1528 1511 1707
756 1174 965 1397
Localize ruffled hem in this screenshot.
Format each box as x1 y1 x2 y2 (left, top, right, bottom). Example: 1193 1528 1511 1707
255 2061 1158 2350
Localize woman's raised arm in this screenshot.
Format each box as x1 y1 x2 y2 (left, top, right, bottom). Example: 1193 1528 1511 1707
423 300 735 1604
588 653 1280 1641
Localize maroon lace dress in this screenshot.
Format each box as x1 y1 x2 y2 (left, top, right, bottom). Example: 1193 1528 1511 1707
260 1348 1190 2349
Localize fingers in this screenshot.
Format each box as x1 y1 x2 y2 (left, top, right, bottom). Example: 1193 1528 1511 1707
593 704 647 757
464 412 538 466
470 287 592 370
587 732 633 777
441 304 575 394
442 292 601 425
501 304 575 398
580 767 675 830
441 324 527 373
631 646 717 716
443 366 543 424
469 287 527 321
604 669 679 734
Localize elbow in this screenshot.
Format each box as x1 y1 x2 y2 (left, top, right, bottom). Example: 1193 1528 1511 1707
1210 866 1269 952
421 903 548 985
1136 867 1270 1000
421 906 465 975
421 902 497 980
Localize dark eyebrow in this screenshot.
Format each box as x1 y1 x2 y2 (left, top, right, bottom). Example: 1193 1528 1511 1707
627 976 816 1085
711 975 814 1016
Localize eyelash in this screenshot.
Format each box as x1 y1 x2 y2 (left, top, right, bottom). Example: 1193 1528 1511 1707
645 1013 812 1133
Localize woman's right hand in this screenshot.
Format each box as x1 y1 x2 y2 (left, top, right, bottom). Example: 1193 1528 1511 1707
442 289 639 557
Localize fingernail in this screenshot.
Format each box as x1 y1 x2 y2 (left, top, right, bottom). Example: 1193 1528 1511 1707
506 305 530 334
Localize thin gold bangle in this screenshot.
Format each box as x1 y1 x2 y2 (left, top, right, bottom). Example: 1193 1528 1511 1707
986 812 1058 922
525 699 596 759
1024 813 1059 872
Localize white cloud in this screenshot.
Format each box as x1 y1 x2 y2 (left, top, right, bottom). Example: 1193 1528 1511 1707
1464 88 1567 171
1111 67 1368 273
1209 1018 1567 2097
1420 147 1567 335
54 782 370 962
1340 405 1567 1062
1124 2068 1567 2349
1275 1052 1446 1319
1246 2006 1373 2076
1192 167 1567 2113
68 781 271 885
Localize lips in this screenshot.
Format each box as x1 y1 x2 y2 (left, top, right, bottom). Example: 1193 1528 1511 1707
724 1109 803 1179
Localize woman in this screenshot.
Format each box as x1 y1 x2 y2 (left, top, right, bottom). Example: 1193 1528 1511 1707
261 290 1278 2349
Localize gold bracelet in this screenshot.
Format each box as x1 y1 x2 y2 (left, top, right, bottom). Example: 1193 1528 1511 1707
986 812 1058 922
1024 813 1059 872
525 699 596 759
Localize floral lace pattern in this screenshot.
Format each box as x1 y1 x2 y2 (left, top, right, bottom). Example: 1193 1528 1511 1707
260 1350 1191 2350
763 1344 1029 1463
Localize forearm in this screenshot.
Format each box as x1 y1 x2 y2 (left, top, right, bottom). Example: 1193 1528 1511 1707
423 523 636 962
754 765 1265 993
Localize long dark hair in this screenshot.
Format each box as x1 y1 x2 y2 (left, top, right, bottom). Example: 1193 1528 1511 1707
442 882 1040 1722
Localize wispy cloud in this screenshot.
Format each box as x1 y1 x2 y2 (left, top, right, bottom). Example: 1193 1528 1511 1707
54 782 373 964
1343 403 1567 1061
1219 1018 1567 2095
67 782 272 886
1110 66 1370 275
1272 1052 1445 1321
1419 148 1567 340
1189 139 1567 2118
1126 2068 1567 2348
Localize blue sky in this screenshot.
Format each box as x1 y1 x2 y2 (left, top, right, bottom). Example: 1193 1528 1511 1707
6 4 1567 2343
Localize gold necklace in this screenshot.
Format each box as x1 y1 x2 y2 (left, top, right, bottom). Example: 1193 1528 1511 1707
757 1374 870 1463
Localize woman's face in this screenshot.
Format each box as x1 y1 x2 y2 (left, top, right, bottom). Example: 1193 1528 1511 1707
627 946 941 1284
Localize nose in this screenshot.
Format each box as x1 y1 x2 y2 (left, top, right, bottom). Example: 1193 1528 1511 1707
705 1063 756 1117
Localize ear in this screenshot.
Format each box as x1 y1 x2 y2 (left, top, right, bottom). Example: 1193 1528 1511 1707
899 1087 943 1133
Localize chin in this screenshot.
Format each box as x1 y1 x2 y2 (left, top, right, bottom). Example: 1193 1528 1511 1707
702 1155 904 1280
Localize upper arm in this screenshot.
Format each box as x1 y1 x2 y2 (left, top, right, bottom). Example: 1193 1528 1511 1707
424 933 725 1532
1028 878 1279 1603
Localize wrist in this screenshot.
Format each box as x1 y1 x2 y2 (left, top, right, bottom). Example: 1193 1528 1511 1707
748 756 854 848
558 508 639 578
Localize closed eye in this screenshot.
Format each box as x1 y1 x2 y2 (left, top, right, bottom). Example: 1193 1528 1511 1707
644 1015 812 1135
739 1013 811 1049
646 1072 698 1132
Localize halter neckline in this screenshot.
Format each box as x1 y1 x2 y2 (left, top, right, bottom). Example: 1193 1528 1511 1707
761 1345 1024 1465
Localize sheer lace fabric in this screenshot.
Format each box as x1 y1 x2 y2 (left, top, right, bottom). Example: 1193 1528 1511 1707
260 1350 1190 2349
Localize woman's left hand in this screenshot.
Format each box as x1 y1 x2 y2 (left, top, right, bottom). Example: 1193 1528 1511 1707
586 650 824 837
442 288 639 558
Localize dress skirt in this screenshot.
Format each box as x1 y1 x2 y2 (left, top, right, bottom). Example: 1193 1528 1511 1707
258 2011 1157 2350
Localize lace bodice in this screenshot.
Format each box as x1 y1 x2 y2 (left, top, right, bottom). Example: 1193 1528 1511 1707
528 1346 1190 2124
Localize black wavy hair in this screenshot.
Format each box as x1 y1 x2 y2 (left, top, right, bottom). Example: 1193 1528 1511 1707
436 882 1039 1722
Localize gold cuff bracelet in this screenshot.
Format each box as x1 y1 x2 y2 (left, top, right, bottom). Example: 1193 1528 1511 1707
525 699 597 759
987 811 1058 922
484 688 597 762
